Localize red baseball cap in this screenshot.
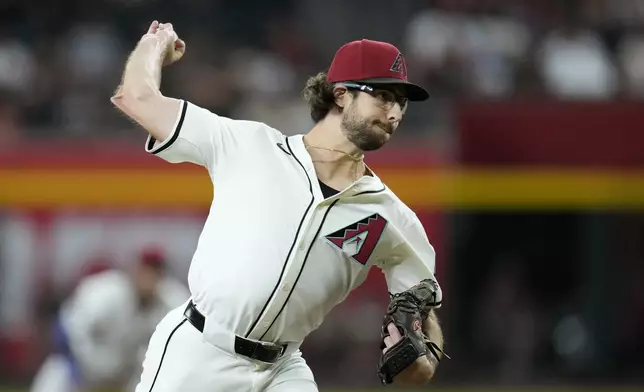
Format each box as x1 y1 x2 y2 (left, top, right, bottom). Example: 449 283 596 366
139 246 166 270
327 39 429 101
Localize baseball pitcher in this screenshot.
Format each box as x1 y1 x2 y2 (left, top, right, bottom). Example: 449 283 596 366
112 20 447 392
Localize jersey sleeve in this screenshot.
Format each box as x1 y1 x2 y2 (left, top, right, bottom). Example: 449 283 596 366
379 214 443 307
144 100 262 173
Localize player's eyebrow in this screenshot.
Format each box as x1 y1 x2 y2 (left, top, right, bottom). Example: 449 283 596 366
378 85 406 98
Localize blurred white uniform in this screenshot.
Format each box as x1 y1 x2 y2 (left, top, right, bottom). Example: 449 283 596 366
30 269 189 392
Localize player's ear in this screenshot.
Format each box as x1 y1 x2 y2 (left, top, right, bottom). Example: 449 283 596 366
333 85 350 109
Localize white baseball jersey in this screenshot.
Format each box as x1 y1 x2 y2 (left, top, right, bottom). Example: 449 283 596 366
145 100 442 348
57 269 189 385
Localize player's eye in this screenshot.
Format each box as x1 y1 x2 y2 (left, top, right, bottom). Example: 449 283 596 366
398 97 409 110
375 90 408 112
375 90 396 104
399 99 409 114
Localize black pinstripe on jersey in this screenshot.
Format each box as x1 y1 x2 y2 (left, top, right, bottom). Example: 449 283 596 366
244 136 315 338
147 100 188 155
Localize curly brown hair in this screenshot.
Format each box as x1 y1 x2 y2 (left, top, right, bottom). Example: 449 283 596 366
302 72 336 123
302 72 357 123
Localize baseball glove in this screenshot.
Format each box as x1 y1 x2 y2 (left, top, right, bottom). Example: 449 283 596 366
377 278 447 385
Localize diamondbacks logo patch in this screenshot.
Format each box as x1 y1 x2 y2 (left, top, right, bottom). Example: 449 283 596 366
325 214 388 265
390 53 407 77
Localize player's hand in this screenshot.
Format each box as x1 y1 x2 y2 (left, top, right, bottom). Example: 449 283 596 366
382 322 435 386
141 20 186 66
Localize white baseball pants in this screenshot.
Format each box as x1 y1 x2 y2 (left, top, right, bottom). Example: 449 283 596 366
134 302 318 392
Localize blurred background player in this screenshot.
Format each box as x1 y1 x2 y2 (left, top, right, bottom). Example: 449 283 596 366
29 247 190 392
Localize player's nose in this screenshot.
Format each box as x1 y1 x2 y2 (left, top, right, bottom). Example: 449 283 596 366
387 104 403 124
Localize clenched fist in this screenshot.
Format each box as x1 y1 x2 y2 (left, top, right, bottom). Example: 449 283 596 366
141 20 186 66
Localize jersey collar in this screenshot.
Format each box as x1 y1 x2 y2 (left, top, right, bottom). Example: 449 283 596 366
287 135 386 198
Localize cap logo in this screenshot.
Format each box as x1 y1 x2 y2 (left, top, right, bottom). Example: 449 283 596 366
389 52 407 77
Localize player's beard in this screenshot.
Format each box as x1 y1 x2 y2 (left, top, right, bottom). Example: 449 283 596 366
341 105 391 152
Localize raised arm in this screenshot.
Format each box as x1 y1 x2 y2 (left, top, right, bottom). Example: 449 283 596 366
111 21 184 142
110 21 273 173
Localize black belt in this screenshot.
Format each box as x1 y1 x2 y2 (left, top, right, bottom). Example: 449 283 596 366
183 300 286 364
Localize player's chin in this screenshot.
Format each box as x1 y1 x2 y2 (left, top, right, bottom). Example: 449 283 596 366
361 135 388 151
375 130 391 147
355 128 390 151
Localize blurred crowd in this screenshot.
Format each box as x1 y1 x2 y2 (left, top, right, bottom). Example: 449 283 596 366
3 0 644 146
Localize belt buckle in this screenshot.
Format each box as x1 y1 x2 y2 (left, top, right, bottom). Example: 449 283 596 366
259 341 285 361
262 341 285 353
275 342 287 356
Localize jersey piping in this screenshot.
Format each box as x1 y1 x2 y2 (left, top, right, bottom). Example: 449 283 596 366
147 100 188 155
354 186 386 197
244 136 315 338
258 198 340 340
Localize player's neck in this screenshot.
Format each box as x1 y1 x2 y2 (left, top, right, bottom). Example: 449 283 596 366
305 120 367 188
306 116 363 156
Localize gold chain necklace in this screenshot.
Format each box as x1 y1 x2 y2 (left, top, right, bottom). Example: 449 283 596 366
303 140 365 181
304 145 364 162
